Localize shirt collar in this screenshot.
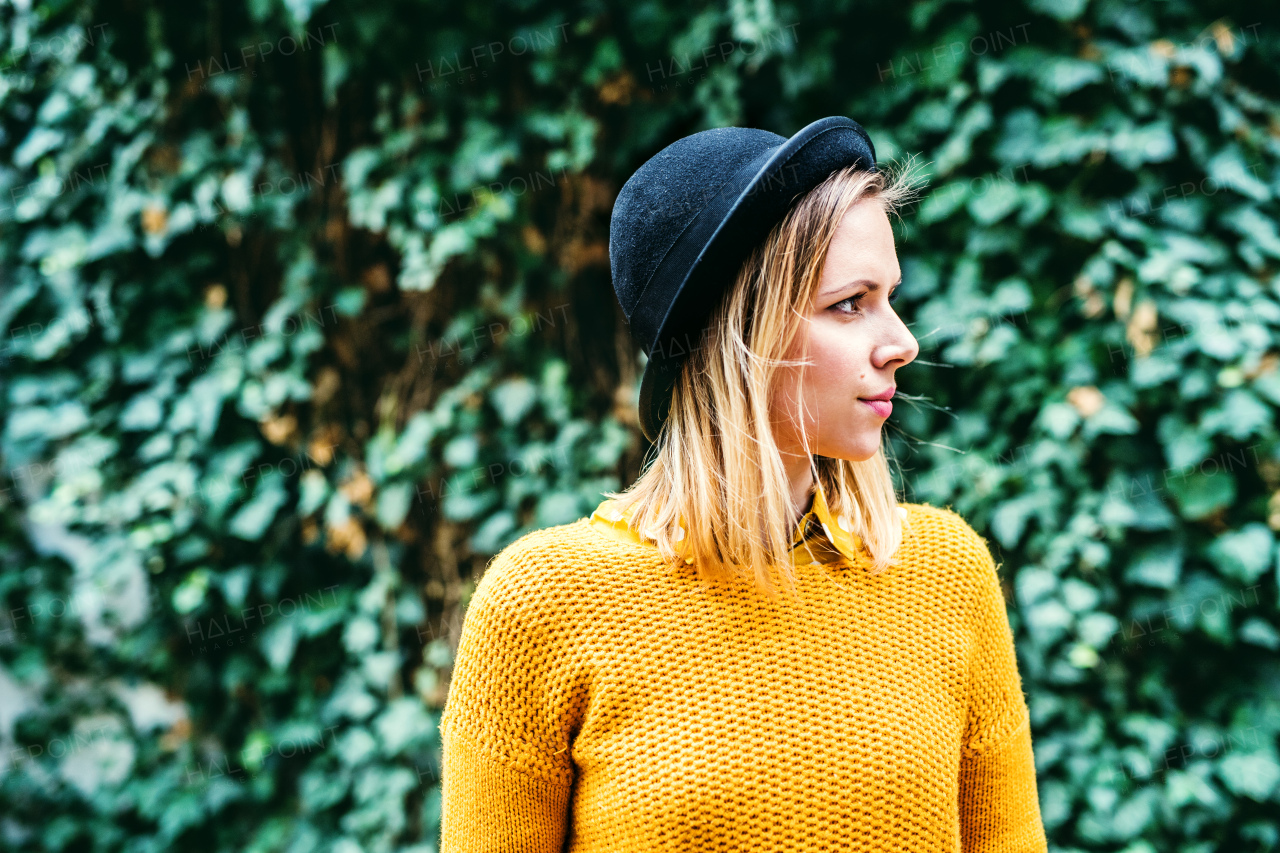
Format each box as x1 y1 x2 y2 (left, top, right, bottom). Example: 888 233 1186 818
589 482 888 569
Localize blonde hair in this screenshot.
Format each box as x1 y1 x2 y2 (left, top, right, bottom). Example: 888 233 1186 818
604 160 921 601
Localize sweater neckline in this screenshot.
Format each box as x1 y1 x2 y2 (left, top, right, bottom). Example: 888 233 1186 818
588 484 911 571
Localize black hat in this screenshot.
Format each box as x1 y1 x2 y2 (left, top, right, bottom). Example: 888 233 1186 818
608 116 878 442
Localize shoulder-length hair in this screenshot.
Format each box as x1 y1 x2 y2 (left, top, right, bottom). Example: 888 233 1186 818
603 161 921 601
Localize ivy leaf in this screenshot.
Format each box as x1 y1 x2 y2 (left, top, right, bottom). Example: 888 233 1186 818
490 377 538 426
1218 752 1280 801
1026 0 1087 21
228 481 288 540
1207 524 1274 584
1167 469 1235 520
261 619 298 673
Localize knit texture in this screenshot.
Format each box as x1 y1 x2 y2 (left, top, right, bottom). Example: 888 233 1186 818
439 500 1047 852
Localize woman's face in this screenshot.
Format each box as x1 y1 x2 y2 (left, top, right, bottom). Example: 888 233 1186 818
771 199 919 463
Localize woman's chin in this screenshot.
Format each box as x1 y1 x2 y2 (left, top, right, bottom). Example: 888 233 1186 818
819 433 882 463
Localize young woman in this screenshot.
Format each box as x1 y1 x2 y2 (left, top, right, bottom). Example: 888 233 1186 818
438 117 1047 851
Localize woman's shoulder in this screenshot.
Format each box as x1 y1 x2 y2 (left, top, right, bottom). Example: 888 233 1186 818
900 500 986 538
467 513 647 619
898 501 1003 586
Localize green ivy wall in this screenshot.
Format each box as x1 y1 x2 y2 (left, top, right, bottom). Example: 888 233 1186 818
2 0 1279 850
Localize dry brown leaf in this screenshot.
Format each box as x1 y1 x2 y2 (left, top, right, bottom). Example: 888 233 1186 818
362 263 392 293
159 716 191 751
325 516 367 560
1126 299 1159 357
1245 352 1278 380
1067 386 1105 418
142 206 168 235
340 470 374 507
307 437 335 466
1113 277 1134 320
260 414 297 446
597 71 636 105
1211 22 1235 55
312 366 342 406
522 224 548 255
205 283 228 310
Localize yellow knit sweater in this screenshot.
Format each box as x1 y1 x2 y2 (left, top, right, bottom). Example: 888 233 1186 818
439 496 1047 852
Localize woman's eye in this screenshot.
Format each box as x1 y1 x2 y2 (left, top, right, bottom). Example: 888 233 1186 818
832 285 903 314
833 294 864 314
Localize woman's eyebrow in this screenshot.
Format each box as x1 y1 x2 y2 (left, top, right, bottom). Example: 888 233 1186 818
819 276 903 298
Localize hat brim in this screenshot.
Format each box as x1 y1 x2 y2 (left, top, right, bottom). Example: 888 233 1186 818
635 116 877 442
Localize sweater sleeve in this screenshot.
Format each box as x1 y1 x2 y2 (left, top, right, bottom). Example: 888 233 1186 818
438 546 581 853
958 535 1047 853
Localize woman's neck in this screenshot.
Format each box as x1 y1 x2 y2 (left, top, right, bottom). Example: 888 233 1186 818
782 452 816 528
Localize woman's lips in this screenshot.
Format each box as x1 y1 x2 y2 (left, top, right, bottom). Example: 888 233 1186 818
861 399 892 417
